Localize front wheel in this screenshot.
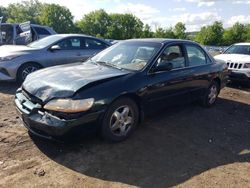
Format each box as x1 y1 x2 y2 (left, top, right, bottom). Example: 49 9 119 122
101 98 139 142
202 81 220 107
17 63 41 84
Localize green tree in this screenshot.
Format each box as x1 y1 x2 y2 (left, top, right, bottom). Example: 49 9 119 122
106 13 143 39
195 21 224 45
6 0 42 23
223 22 247 45
76 9 110 37
165 27 175 38
154 27 175 38
141 24 154 38
0 6 8 22
154 27 166 38
245 24 250 42
39 4 75 33
174 22 187 39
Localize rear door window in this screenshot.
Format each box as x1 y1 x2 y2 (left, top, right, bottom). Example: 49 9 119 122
84 38 108 50
185 45 207 67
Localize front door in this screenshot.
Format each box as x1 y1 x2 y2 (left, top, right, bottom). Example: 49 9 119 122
47 37 91 66
15 21 32 45
144 44 194 111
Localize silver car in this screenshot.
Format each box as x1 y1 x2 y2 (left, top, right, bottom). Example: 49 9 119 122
0 34 111 83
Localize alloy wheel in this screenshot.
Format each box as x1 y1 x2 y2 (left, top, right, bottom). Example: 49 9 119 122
109 105 134 136
208 84 218 104
22 66 38 80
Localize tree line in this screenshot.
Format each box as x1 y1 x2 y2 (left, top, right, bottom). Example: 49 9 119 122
1 0 250 46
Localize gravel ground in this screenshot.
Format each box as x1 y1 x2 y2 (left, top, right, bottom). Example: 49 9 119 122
0 82 249 188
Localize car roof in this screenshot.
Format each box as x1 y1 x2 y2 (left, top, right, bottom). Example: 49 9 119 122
234 43 250 46
125 38 198 45
52 34 93 38
47 34 111 45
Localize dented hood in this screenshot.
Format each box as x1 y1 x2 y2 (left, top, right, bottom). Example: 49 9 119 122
23 62 130 102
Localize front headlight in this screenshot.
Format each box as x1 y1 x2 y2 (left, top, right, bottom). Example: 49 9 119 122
0 55 20 61
243 63 250 68
44 98 94 113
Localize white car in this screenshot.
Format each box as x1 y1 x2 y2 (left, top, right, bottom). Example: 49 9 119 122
214 43 250 82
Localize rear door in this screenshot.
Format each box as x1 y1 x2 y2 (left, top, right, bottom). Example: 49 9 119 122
183 44 213 100
83 37 109 57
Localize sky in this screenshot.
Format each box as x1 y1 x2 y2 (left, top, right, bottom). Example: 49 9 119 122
1 0 250 31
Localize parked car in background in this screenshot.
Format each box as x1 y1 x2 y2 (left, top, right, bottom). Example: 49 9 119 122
0 22 56 46
15 39 229 142
0 34 111 83
214 43 250 82
204 46 228 57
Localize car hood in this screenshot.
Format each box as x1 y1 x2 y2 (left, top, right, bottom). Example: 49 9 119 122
23 62 130 102
214 54 250 63
0 45 37 57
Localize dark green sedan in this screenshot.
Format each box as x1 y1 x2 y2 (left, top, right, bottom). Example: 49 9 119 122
15 39 229 142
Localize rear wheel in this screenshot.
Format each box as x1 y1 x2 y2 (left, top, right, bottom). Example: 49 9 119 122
202 81 220 107
101 98 139 142
17 63 41 84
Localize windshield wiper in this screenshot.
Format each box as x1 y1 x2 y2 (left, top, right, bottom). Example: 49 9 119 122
95 61 123 70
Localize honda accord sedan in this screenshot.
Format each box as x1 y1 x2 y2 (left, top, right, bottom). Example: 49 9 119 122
0 34 110 83
15 39 229 142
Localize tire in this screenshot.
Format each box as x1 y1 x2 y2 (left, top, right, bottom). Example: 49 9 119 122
101 97 139 142
202 81 220 107
17 63 41 84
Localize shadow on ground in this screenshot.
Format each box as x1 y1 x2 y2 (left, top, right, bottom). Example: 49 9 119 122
33 98 250 187
227 81 250 92
0 82 19 95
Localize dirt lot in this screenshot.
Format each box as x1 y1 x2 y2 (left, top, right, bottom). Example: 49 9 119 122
0 82 249 188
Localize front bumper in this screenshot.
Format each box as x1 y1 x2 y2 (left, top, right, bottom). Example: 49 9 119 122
0 60 19 81
229 70 250 82
15 89 103 139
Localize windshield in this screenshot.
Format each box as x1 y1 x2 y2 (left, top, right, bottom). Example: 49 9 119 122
91 41 162 71
27 35 63 48
224 45 250 55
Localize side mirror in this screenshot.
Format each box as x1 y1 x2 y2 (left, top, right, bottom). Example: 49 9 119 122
153 61 173 72
50 45 61 51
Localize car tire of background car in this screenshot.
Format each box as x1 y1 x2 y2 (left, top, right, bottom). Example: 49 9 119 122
17 63 41 84
202 81 220 107
101 97 139 142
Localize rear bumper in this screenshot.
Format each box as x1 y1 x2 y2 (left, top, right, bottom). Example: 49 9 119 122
15 89 104 139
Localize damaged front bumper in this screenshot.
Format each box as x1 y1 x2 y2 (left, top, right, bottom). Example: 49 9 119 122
15 89 103 139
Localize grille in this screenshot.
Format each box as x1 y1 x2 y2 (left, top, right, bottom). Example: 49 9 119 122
227 62 243 69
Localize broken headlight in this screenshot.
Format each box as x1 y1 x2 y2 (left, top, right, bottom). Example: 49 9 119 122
44 98 94 113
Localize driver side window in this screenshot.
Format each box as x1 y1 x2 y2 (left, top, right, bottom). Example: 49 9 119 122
156 45 185 69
